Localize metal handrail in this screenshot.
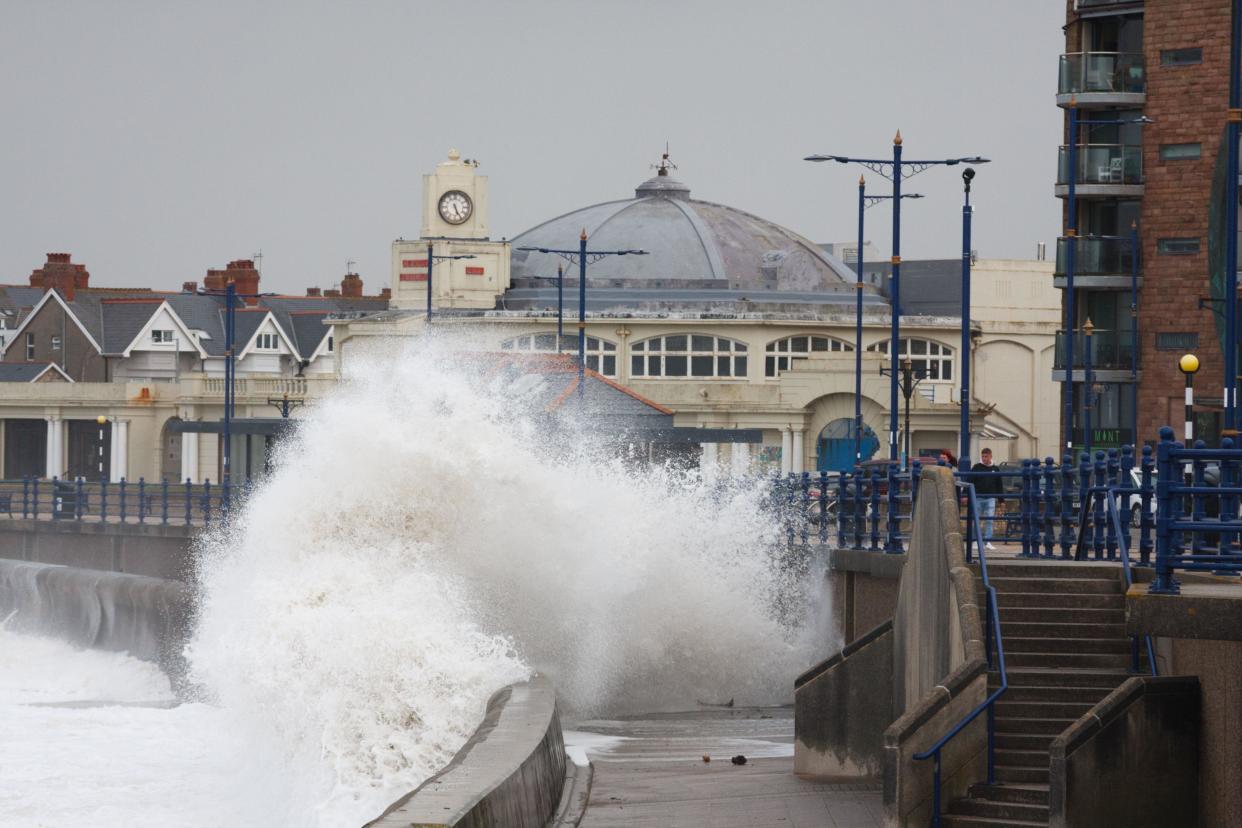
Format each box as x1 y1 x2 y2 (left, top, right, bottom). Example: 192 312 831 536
1105 488 1159 676
913 482 1008 828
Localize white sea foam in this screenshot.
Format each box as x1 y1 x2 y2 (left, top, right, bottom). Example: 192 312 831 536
4 335 831 827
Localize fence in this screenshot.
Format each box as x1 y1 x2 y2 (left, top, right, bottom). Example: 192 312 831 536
771 463 919 552
0 477 247 528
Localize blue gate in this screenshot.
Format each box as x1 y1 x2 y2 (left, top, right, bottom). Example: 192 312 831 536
817 418 878 472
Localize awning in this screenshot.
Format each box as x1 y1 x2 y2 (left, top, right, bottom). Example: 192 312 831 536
975 421 1019 441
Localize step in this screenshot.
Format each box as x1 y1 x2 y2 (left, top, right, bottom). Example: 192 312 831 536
948 796 1050 823
994 731 1057 752
995 700 1095 720
942 815 1047 828
993 607 1124 624
1000 621 1127 639
987 576 1120 595
976 561 1120 579
993 748 1049 768
995 765 1051 785
1002 637 1132 655
993 717 1077 735
995 592 1120 609
967 783 1050 806
996 684 1113 704
1007 651 1135 669
993 667 1131 689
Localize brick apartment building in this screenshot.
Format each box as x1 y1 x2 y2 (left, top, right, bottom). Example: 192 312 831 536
1057 0 1235 448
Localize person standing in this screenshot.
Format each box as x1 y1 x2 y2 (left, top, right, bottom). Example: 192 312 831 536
971 448 1003 550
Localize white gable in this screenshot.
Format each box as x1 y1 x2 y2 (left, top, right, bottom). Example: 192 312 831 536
123 302 208 357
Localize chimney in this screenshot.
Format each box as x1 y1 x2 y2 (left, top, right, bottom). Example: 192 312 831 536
306 287 322 297
380 287 392 301
324 288 341 297
30 253 87 301
204 269 227 291
182 281 198 293
341 272 363 298
225 259 261 305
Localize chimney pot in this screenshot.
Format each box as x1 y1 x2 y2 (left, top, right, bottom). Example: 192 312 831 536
306 287 322 297
182 281 198 293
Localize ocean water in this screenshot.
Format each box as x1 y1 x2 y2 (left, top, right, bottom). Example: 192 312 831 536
2 339 831 826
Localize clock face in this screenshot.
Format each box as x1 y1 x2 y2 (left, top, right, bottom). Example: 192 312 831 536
438 190 473 225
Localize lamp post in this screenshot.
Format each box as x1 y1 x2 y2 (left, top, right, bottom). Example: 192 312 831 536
524 263 567 350
1226 0 1242 430
517 232 647 398
881 356 926 468
852 176 924 464
1130 221 1140 443
1180 353 1200 443
95 415 108 481
960 167 976 463
806 133 989 463
1083 317 1095 456
425 242 477 321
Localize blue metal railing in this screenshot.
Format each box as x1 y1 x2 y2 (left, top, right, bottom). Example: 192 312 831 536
1153 427 1242 593
2 476 241 527
772 463 919 550
913 482 1007 828
1104 488 1159 675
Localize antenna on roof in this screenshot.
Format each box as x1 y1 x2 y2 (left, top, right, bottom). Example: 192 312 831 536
253 249 263 276
652 143 677 177
346 259 356 275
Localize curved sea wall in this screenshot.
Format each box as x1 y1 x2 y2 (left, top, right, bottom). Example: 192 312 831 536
0 558 190 680
366 675 566 828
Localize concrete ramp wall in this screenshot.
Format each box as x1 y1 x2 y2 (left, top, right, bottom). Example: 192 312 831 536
0 558 191 679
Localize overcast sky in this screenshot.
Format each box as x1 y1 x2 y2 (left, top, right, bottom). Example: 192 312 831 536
1 1 1064 296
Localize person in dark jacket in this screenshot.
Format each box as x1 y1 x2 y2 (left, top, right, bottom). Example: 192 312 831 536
971 448 1004 549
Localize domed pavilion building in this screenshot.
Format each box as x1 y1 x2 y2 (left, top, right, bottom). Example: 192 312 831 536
336 150 1059 473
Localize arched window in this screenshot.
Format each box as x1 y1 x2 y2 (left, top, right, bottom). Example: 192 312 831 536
631 334 747 378
765 335 853 377
500 332 618 377
866 337 954 381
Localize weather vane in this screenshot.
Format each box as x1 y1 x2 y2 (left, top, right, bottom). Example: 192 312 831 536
652 143 677 176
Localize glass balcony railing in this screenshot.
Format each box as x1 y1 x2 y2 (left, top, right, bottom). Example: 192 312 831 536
1058 52 1146 96
1054 236 1139 277
1076 0 1142 8
1054 330 1137 371
1057 144 1143 186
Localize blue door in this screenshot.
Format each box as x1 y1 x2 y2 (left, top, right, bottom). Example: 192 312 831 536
817 418 878 472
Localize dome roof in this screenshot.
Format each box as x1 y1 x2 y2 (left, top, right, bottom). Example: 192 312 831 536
506 170 879 313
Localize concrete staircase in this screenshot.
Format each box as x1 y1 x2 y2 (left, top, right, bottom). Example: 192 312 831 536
941 561 1139 828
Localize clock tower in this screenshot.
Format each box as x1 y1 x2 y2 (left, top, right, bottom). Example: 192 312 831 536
392 149 510 311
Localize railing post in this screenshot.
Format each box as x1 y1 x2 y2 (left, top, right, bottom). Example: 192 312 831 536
818 470 830 545
75 476 85 521
869 467 881 551
1119 445 1135 558
184 478 193 524
886 461 901 553
1191 441 1207 556
1093 451 1107 560
966 484 976 565
1219 437 1236 569
1106 449 1120 560
1043 457 1058 557
50 476 60 521
202 478 212 527
31 477 39 520
119 478 128 523
222 477 232 521
1019 459 1033 557
1140 444 1155 565
1152 427 1179 593
1060 455 1075 558
22 477 29 519
853 466 865 550
837 471 849 548
911 459 922 505
100 479 108 521
138 477 147 525
161 478 169 525
799 471 811 546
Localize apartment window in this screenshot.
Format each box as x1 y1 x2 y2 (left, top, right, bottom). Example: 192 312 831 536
51 335 61 351
765 335 853 377
500 332 618 377
631 334 747 379
327 335 334 353
867 337 954 381
151 329 174 344
1160 48 1202 67
255 333 279 350
1156 332 1199 351
1160 143 1202 161
1157 238 1200 255
25 332 34 361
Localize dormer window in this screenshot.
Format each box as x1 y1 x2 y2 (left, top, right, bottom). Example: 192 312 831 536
255 333 279 351
327 335 334 353
151 330 174 344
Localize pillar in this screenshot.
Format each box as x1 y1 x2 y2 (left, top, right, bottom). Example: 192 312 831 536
181 430 200 483
731 442 750 477
792 429 805 475
45 417 60 479
781 430 793 475
700 442 718 483
111 420 130 482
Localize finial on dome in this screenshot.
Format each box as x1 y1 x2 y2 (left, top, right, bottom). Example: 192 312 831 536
893 130 903 146
447 148 461 161
652 144 678 178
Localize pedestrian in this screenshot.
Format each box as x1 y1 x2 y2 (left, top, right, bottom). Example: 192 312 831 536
938 449 957 467
971 448 1003 551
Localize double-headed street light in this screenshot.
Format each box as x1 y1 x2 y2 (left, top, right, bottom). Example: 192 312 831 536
851 177 924 466
960 168 976 463
517 231 647 397
807 133 989 467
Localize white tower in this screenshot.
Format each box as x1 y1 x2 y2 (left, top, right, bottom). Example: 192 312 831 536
391 149 510 310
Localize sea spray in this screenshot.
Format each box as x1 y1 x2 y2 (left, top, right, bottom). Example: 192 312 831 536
186 335 833 823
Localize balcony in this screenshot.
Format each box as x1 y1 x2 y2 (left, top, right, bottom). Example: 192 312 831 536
1055 144 1144 197
1053 329 1138 381
1053 236 1141 289
1075 0 1143 10
1057 52 1145 107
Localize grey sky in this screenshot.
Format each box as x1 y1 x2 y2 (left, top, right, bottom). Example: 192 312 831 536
1 1 1064 296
